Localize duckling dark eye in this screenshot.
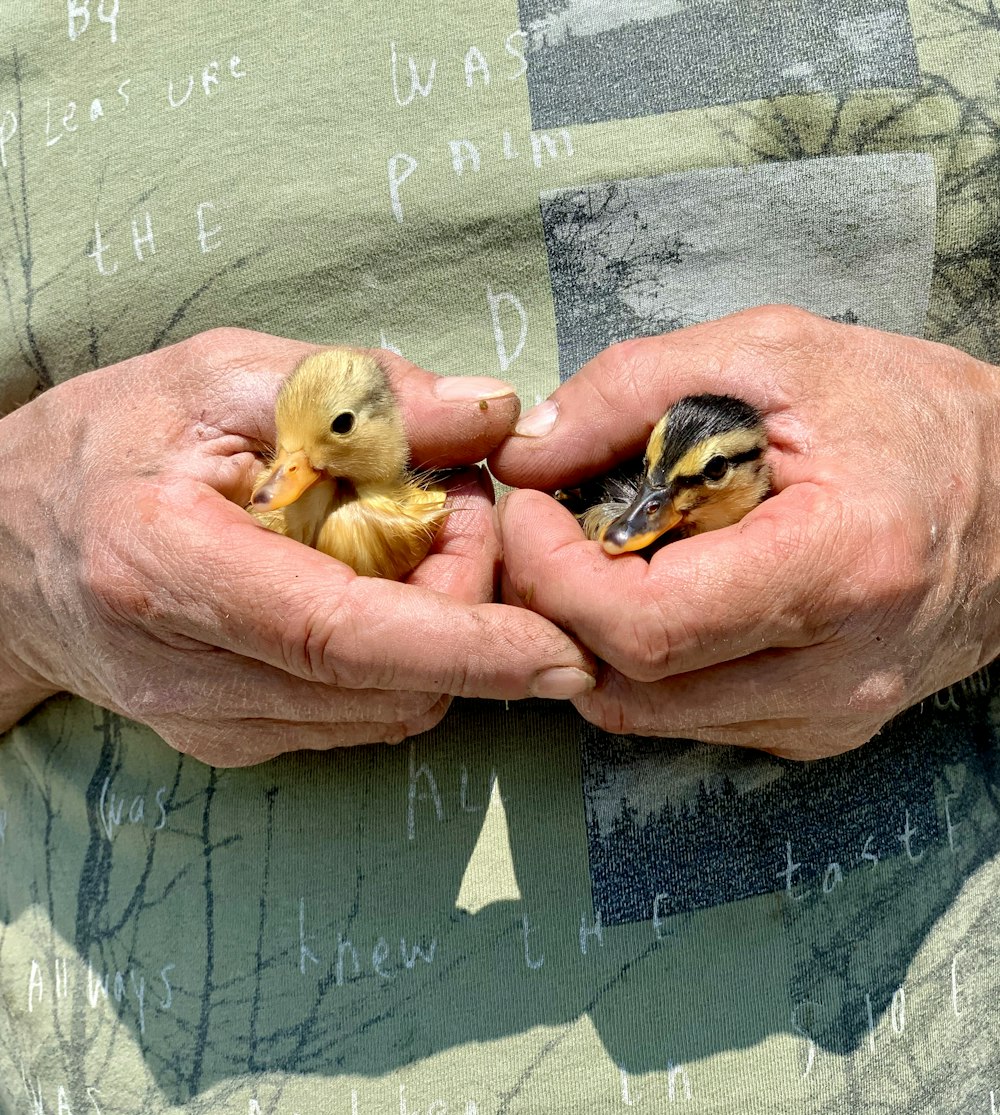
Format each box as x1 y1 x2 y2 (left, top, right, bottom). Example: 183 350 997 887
703 455 729 481
645 500 661 516
330 411 356 435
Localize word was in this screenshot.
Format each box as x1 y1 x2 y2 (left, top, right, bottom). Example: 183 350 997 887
96 775 168 840
21 1075 102 1115
389 32 527 108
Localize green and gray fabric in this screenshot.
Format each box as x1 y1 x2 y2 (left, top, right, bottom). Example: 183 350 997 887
2 1 999 1110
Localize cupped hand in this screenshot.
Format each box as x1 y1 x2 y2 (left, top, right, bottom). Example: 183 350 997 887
0 328 594 765
490 306 1000 759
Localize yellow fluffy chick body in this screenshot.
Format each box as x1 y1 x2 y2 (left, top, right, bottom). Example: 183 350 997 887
250 349 447 580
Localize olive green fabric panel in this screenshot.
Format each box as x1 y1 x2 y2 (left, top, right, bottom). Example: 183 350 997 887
2 0 1000 1111
3 694 1000 1112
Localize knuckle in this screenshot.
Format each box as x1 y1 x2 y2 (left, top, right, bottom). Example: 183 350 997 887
296 616 346 686
586 344 650 420
288 587 361 686
608 613 670 683
400 695 452 739
733 304 824 346
182 326 255 362
847 671 908 718
115 677 180 728
81 543 169 628
578 688 635 736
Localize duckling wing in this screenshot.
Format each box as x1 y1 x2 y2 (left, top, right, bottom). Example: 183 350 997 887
557 466 643 542
315 481 448 580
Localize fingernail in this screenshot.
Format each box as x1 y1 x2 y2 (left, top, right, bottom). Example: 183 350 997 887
514 400 558 437
434 375 516 401
529 666 595 700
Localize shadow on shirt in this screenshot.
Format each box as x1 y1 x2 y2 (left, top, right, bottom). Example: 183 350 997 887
2 668 998 1106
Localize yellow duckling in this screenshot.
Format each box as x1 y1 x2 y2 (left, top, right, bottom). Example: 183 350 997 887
557 393 770 556
249 349 448 579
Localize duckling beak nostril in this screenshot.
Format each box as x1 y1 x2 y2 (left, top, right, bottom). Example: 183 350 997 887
251 450 322 511
599 490 681 555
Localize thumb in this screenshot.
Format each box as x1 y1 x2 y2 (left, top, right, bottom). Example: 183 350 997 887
488 309 797 490
169 330 522 470
373 350 521 468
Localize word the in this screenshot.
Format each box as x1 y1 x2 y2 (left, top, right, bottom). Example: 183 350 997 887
87 201 222 276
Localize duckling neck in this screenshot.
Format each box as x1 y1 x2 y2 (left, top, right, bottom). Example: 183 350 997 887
279 476 354 547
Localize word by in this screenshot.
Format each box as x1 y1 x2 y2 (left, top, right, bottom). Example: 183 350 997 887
68 0 119 44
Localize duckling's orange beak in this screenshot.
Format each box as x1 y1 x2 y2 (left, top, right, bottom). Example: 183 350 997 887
251 449 322 512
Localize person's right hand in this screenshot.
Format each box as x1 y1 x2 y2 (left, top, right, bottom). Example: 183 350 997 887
0 329 594 766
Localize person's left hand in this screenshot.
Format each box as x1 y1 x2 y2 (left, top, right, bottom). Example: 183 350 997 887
490 306 1000 759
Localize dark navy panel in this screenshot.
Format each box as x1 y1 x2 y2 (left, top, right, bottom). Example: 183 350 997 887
581 669 1000 925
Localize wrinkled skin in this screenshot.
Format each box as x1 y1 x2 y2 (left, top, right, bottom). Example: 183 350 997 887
491 306 1000 760
0 329 594 766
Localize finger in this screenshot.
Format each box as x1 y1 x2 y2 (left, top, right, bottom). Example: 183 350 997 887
488 306 830 489
407 468 499 604
97 639 446 727
375 349 521 469
680 720 878 760
155 694 452 768
173 331 522 472
498 483 842 681
577 706 880 761
574 650 897 738
119 481 595 700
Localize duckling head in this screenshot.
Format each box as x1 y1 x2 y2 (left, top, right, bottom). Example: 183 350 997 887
252 349 408 512
599 393 770 555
